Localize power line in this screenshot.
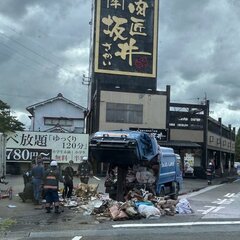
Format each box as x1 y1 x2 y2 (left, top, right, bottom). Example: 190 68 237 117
0 37 56 73
0 92 46 101
0 32 61 68
2 23 62 62
1 24 82 76
0 42 49 73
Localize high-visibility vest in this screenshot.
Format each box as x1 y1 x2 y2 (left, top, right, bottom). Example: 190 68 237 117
44 170 58 190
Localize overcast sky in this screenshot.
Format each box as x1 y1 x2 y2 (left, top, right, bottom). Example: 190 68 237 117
1 0 240 131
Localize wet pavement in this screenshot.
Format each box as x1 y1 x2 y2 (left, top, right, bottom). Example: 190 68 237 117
0 174 237 238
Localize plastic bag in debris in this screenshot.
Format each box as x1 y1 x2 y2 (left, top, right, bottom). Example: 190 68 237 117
120 201 139 217
135 201 154 208
136 170 156 184
126 170 136 183
176 198 194 214
82 199 104 215
97 193 111 201
63 200 78 208
138 205 161 219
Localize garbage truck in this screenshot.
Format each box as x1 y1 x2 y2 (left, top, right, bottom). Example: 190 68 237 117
89 130 183 201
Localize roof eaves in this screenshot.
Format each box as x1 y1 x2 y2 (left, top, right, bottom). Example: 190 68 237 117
26 95 86 114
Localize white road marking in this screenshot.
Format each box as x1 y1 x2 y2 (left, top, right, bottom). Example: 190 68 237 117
112 221 240 228
212 198 234 205
72 236 82 240
224 193 235 198
197 206 216 214
198 205 225 214
180 184 223 198
212 206 225 213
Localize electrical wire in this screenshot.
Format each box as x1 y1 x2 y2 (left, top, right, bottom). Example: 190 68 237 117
1 23 84 76
0 42 50 73
0 37 57 73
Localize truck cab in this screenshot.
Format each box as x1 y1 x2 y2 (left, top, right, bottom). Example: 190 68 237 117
156 147 183 199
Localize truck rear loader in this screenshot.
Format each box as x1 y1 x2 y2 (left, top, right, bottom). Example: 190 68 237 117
90 130 183 201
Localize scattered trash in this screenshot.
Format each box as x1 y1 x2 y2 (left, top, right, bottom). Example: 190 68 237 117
176 198 194 214
7 205 16 208
62 182 195 222
138 204 161 219
109 204 129 221
63 200 78 208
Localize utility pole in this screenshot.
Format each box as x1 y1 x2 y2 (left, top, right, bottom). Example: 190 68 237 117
82 74 91 133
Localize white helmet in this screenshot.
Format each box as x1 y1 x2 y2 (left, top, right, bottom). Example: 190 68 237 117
50 160 58 166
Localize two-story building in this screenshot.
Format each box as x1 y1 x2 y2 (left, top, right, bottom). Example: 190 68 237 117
87 85 235 178
26 93 86 133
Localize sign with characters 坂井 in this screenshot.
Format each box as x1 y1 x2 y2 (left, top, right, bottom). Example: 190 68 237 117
94 0 159 78
5 131 89 163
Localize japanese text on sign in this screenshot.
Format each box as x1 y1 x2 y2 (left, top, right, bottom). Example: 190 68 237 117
95 0 158 77
6 131 89 163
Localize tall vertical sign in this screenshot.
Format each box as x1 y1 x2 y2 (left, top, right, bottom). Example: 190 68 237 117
94 0 158 78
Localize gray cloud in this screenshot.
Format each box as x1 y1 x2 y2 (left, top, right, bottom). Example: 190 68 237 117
158 0 240 129
0 0 91 127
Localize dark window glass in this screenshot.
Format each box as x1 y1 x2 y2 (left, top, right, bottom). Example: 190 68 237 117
106 103 143 124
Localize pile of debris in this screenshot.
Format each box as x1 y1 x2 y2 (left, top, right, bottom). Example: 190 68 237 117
62 183 193 221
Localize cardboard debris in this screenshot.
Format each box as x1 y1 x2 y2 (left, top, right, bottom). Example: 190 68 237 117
63 183 192 221
75 183 99 198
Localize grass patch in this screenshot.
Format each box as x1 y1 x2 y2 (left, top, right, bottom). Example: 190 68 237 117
0 218 16 232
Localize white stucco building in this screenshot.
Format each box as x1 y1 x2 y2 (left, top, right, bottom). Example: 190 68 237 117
26 93 86 133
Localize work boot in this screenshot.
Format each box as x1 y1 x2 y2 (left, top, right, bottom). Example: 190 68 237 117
19 192 26 202
46 207 51 213
54 206 60 214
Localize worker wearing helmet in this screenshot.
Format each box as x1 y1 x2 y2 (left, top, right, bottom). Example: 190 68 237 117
206 161 214 185
78 157 93 184
43 160 64 213
62 160 74 199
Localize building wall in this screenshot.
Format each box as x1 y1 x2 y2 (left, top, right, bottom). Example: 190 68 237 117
31 99 85 132
208 131 235 153
99 91 167 131
170 129 204 142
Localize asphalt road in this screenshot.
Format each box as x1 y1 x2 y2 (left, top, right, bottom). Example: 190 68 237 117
2 179 240 240
185 179 240 219
5 223 240 240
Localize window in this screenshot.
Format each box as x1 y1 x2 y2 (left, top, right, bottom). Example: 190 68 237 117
209 136 214 142
44 118 73 126
106 103 143 124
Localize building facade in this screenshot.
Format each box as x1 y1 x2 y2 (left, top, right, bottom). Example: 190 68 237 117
88 89 236 178
164 101 235 178
26 93 86 133
86 0 236 177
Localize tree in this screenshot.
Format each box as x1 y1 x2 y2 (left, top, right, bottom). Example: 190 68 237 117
0 100 25 133
235 127 240 162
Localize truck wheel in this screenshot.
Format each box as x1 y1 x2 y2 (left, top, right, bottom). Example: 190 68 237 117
171 182 179 200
